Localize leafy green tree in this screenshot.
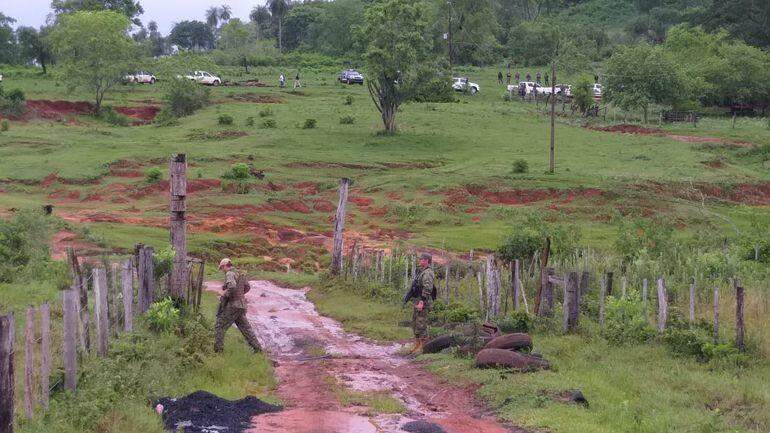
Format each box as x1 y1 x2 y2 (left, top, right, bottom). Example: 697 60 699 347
498 228 542 262
438 0 500 66
269 0 291 52
282 3 324 52
17 26 54 73
571 74 595 115
49 11 137 111
169 20 215 50
51 0 144 26
604 43 682 122
362 0 433 133
218 18 254 50
0 13 18 64
701 0 769 47
249 5 272 40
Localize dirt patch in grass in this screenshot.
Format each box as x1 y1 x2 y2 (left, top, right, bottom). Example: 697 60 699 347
187 130 249 140
588 124 757 148
228 93 283 103
285 161 380 170
590 124 664 135
312 200 335 212
39 173 101 187
113 105 160 123
128 179 221 199
380 161 444 169
349 196 374 207
50 230 104 260
444 186 604 207
4 100 160 124
157 390 282 433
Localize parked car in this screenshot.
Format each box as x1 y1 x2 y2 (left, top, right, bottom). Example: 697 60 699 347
124 71 157 84
592 83 602 96
556 84 572 97
452 77 480 94
339 69 364 85
182 71 221 86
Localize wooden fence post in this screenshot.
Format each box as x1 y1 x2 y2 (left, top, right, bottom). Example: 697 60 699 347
713 285 719 341
657 278 668 333
39 303 51 411
109 263 119 336
563 272 580 332
513 260 521 311
122 260 134 332
735 279 745 352
0 313 14 433
689 277 696 323
330 178 350 275
599 274 606 329
93 268 109 357
138 246 155 313
579 271 589 298
66 247 89 352
621 276 627 298
642 278 648 312
540 268 555 317
605 272 614 297
62 289 78 391
24 307 35 419
169 154 188 300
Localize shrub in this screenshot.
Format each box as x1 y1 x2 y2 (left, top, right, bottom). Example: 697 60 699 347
409 72 458 103
260 119 277 129
0 86 26 116
498 311 533 333
1 119 8 132
431 302 478 324
152 246 175 280
511 159 529 174
162 77 210 117
302 118 317 129
339 115 355 125
258 107 273 117
218 114 234 125
0 209 55 283
153 107 178 126
603 292 656 345
245 116 255 126
343 94 354 105
146 298 181 333
221 162 251 180
145 167 162 184
97 106 130 126
498 228 542 262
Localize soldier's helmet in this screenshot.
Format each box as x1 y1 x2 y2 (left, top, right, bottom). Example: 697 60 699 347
219 258 232 269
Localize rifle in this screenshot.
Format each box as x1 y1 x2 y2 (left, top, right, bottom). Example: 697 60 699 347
402 277 421 306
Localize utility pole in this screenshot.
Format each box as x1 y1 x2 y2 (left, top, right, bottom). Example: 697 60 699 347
446 0 453 72
549 61 556 174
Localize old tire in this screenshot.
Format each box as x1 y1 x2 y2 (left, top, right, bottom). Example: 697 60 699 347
475 348 549 371
423 334 460 354
483 333 533 352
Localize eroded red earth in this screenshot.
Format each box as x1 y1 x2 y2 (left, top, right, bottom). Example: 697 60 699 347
204 280 518 433
2 100 160 124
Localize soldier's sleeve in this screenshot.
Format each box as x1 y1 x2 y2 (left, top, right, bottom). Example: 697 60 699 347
420 269 434 299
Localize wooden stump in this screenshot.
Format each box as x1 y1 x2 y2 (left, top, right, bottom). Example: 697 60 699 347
330 178 350 275
0 314 14 433
62 289 78 391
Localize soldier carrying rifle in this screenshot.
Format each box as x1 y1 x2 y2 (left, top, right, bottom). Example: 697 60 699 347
403 253 436 354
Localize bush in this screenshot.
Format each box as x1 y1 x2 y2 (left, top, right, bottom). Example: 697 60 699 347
302 118 317 129
153 107 178 126
1 119 8 132
511 159 529 174
409 72 458 103
162 77 210 117
499 311 533 333
260 119 277 129
222 162 251 180
343 94 354 105
146 298 181 333
97 106 130 126
218 114 234 125
258 107 273 117
498 228 542 262
245 116 255 126
603 292 656 345
339 115 355 125
0 209 55 283
0 86 26 116
431 302 478 324
145 167 162 184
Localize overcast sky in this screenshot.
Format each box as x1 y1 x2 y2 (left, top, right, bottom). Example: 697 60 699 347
2 0 265 34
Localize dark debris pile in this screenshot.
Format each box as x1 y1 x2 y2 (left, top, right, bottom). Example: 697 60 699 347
156 390 282 433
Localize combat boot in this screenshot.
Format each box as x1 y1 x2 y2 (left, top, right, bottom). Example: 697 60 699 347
408 338 421 355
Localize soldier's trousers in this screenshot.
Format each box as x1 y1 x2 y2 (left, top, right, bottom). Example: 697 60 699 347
214 307 262 352
412 304 430 339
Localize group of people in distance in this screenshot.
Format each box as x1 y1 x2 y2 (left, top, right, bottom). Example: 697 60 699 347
498 69 550 86
214 253 437 355
278 72 302 89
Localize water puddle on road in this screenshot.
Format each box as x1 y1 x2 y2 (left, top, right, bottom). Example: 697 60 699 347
229 281 516 433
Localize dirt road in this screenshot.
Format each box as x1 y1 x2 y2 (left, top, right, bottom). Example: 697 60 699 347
211 280 517 433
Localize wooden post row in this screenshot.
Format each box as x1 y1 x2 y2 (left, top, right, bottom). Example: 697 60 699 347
170 153 188 300
0 314 14 433
330 178 350 275
657 278 668 332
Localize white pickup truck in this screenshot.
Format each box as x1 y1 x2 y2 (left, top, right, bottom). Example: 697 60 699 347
183 70 221 86
452 77 480 94
124 71 157 84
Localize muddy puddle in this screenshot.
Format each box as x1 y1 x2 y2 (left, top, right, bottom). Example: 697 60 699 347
230 281 517 433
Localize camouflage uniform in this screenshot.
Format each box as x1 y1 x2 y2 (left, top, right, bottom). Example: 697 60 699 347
214 269 262 353
412 266 434 339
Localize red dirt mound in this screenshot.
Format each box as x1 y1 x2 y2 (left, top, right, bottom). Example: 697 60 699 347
114 105 160 122
129 179 220 199
349 196 374 206
312 200 335 212
589 124 664 135
445 186 603 207
10 100 160 124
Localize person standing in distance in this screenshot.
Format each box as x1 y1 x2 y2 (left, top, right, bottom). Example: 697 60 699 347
410 253 435 354
214 258 262 353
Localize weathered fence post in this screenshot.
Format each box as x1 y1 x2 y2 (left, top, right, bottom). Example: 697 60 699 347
122 260 134 332
513 260 521 311
539 268 555 317
23 308 35 419
657 278 668 333
66 247 89 352
563 272 580 332
713 286 720 341
170 154 188 300
642 278 648 312
0 313 14 433
93 268 109 357
599 275 607 329
330 178 350 275
62 289 78 391
735 279 745 352
109 263 119 336
39 303 51 411
605 272 614 297
444 258 451 304
138 246 155 313
579 271 589 298
689 277 696 323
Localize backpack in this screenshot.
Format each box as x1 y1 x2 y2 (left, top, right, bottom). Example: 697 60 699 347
236 272 250 294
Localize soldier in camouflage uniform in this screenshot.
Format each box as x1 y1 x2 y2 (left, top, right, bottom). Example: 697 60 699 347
410 253 435 354
214 258 262 353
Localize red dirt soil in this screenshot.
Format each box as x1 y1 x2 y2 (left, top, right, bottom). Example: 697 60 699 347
588 124 756 148
5 100 160 124
444 186 604 207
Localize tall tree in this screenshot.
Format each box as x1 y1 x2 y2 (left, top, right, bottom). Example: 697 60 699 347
0 13 17 65
169 20 214 50
439 0 500 66
269 0 290 52
219 4 232 23
362 0 432 133
701 0 769 47
205 6 220 29
17 26 54 73
49 11 137 111
249 5 272 40
51 0 144 26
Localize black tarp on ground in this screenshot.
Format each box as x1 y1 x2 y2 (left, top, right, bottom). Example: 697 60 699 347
402 420 447 433
156 390 282 433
